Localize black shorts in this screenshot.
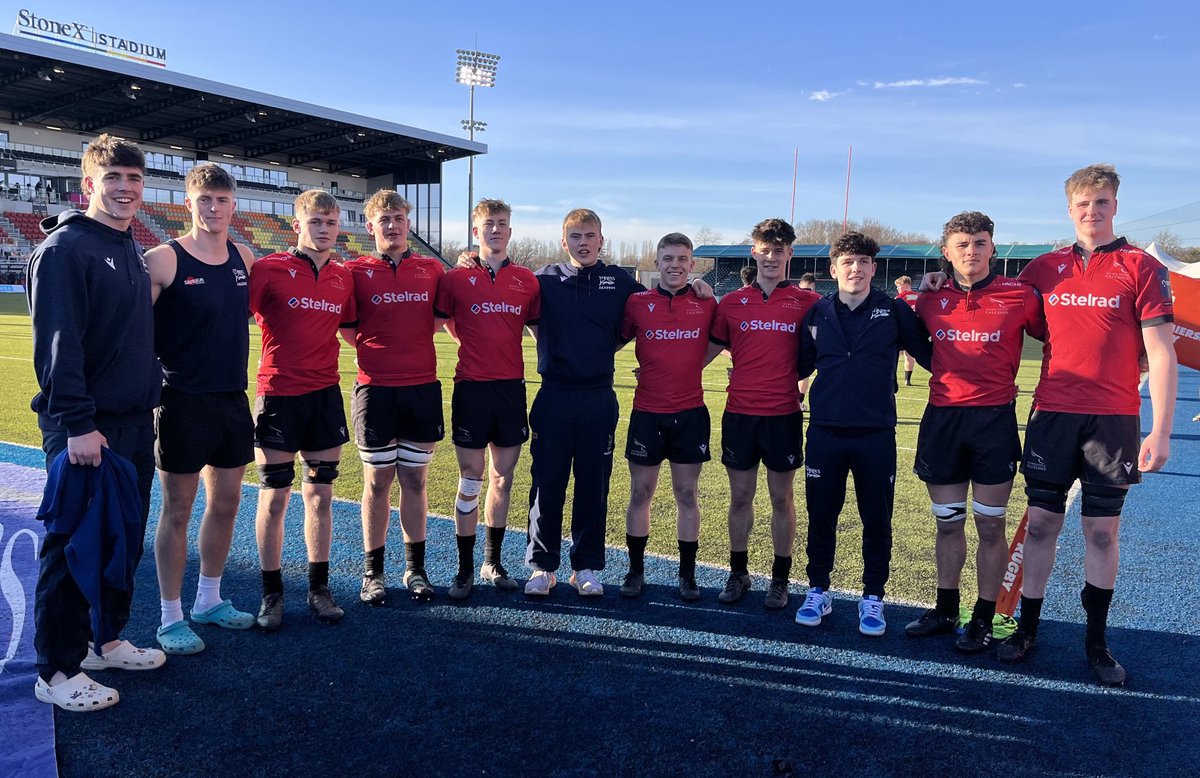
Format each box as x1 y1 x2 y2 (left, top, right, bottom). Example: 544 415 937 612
156 386 254 473
721 410 804 472
625 406 711 466
254 385 349 453
351 381 445 448
451 379 529 449
913 403 1020 486
1021 410 1141 487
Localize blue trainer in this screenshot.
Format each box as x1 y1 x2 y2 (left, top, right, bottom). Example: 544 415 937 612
794 587 832 626
859 595 886 636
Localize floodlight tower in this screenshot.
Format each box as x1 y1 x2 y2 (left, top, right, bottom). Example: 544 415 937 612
455 48 500 249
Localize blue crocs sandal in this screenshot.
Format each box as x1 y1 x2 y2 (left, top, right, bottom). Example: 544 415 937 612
191 600 255 630
156 620 205 655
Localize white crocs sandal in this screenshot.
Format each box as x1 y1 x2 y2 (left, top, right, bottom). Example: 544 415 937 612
34 673 120 712
80 640 167 671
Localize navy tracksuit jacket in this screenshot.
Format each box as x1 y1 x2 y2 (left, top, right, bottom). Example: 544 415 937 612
526 261 641 572
798 289 930 597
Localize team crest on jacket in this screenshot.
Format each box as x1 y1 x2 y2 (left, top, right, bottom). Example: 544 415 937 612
870 307 891 320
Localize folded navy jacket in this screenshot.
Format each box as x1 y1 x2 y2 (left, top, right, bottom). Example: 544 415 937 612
36 448 141 641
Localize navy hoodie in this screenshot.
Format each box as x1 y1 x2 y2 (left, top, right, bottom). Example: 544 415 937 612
534 261 643 389
28 209 160 436
799 288 931 429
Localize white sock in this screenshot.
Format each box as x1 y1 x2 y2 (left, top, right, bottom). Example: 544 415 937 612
161 598 184 628
193 574 223 613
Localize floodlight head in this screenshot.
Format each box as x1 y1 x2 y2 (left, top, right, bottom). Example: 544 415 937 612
454 49 500 88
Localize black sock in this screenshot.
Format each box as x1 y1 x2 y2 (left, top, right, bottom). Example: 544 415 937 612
627 534 648 575
262 568 284 596
730 550 749 575
771 555 792 581
404 540 426 572
678 540 698 579
1081 583 1114 647
936 587 961 618
904 370 913 383
456 534 476 575
484 525 505 565
1019 595 1044 638
364 546 385 578
307 561 329 591
972 597 996 624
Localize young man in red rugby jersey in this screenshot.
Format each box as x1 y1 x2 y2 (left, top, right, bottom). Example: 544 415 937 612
894 276 919 386
341 190 449 606
903 212 1044 653
435 199 540 599
618 233 717 600
996 165 1177 685
250 190 355 629
706 218 821 610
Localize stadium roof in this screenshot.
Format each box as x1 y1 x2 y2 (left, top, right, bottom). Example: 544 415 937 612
0 33 484 178
694 243 1056 260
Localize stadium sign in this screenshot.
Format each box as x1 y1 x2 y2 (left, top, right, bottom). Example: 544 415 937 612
12 9 168 68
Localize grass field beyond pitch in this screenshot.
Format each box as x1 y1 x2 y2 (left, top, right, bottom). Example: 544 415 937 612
0 292 1044 603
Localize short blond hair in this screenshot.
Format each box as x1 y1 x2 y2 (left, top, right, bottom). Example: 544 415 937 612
894 276 912 287
563 208 602 234
473 198 511 223
81 133 144 189
186 162 237 194
295 189 339 216
363 190 412 219
1065 164 1120 199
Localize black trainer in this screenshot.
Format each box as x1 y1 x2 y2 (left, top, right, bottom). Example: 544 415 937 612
678 575 701 601
954 617 993 654
1086 644 1127 686
619 572 645 598
307 586 344 624
997 628 1036 662
448 571 474 601
764 578 789 610
480 561 519 591
718 572 751 604
904 608 957 637
256 592 283 631
359 575 386 606
403 568 436 602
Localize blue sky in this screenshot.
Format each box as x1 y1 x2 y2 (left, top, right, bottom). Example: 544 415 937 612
7 1 1198 247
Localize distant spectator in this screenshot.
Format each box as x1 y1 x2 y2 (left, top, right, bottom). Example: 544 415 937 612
740 264 756 286
798 272 817 290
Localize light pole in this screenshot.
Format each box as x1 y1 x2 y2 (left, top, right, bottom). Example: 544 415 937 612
455 48 500 249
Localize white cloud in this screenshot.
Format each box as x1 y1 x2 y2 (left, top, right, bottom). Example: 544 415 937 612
872 77 987 89
809 90 846 102
1013 82 1027 88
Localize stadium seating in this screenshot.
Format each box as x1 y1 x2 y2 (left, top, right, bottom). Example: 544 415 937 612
3 212 47 244
140 202 191 239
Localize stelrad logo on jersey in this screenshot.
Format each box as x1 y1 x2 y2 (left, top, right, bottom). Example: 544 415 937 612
370 291 429 305
934 328 1002 342
644 327 702 341
1046 292 1121 308
288 296 344 313
469 301 523 315
738 319 796 333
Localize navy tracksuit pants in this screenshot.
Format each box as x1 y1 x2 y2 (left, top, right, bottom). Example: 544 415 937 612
34 415 155 680
803 424 896 598
526 386 619 573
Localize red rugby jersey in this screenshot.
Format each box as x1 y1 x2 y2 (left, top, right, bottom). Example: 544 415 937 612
1019 239 1173 415
711 282 821 415
915 274 1044 407
436 259 540 382
344 252 446 386
621 286 717 413
898 290 919 310
250 250 355 396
